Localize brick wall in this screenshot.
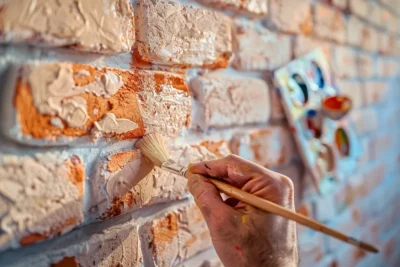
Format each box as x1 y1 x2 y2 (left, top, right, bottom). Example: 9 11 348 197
0 0 399 266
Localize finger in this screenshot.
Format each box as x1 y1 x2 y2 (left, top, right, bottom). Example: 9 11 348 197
189 155 259 187
186 172 239 227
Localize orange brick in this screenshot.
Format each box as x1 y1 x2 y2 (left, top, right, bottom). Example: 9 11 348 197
135 0 232 68
313 3 346 43
232 19 292 71
190 74 270 131
140 203 212 266
264 0 313 35
195 0 268 16
7 62 190 145
89 141 230 220
0 0 135 53
230 126 297 168
0 153 84 251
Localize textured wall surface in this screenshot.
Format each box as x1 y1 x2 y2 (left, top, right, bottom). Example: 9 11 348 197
0 0 400 266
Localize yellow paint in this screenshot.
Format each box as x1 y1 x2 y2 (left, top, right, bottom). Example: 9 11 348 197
241 215 246 224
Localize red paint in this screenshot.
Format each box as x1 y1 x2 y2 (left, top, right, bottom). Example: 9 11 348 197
323 96 348 111
290 126 297 133
234 245 243 256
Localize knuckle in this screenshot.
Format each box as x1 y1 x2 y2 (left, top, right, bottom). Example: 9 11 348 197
279 175 295 192
226 154 240 161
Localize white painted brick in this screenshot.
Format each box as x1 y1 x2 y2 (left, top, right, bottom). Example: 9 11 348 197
0 152 84 251
0 0 135 53
335 79 364 108
265 0 313 35
190 73 270 131
135 0 232 68
230 126 297 168
232 19 292 71
313 3 347 43
140 203 212 267
195 0 268 16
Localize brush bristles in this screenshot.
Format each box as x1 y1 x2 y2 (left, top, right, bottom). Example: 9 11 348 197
135 133 170 167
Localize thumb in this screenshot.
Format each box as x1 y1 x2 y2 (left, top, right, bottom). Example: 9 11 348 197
186 172 238 229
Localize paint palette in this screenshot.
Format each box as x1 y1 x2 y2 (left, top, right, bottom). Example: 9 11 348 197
275 49 361 195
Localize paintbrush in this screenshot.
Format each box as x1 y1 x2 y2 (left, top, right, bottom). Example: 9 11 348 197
135 133 379 254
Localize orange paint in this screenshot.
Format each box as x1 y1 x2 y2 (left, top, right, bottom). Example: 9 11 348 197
14 63 190 141
66 156 85 196
20 217 78 246
51 257 79 267
151 213 179 252
199 140 227 158
103 191 135 219
107 150 140 173
323 96 349 111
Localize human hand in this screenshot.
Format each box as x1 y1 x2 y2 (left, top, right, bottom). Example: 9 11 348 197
187 154 298 267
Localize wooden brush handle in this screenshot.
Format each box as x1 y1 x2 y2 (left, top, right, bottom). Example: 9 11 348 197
185 171 378 254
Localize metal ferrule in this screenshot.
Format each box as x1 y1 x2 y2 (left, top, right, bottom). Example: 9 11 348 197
161 159 188 177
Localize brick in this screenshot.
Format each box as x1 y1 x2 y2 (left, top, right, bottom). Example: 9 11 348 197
370 134 393 161
140 203 212 267
377 58 400 77
332 46 358 78
357 137 372 168
190 74 270 131
0 152 84 251
350 108 378 136
232 19 292 71
230 126 296 168
347 16 379 52
195 0 268 16
269 86 286 121
89 141 230 220
363 81 388 104
298 232 325 266
378 32 397 55
349 0 369 19
334 79 363 108
0 0 135 53
313 194 336 222
368 2 382 26
293 35 332 59
135 0 232 68
335 244 367 267
264 0 313 35
6 62 191 146
355 52 374 78
380 7 399 33
323 0 347 9
0 221 142 267
313 3 346 43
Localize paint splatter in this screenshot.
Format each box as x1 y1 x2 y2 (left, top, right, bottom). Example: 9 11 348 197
205 164 211 170
241 215 246 224
234 245 243 256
